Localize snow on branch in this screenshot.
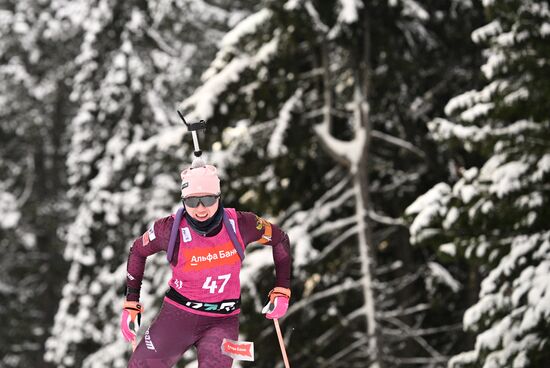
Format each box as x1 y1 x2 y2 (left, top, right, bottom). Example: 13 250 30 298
384 323 462 339
268 88 303 158
428 116 483 146
401 0 430 21
472 20 502 43
314 120 366 173
315 307 365 346
284 183 354 267
219 8 271 50
145 28 178 56
371 129 425 158
284 278 362 319
533 153 550 181
375 260 404 276
337 0 363 23
328 0 364 39
0 188 21 229
311 216 357 237
482 157 530 198
444 80 506 117
383 356 450 365
204 8 273 80
378 303 431 319
240 246 273 291
15 154 35 208
460 102 494 123
405 183 451 244
481 50 506 80
304 1 330 34
183 35 280 121
315 176 351 208
406 182 451 216
314 225 359 263
320 336 369 367
427 261 461 293
376 270 422 296
183 57 250 120
286 183 352 235
310 187 355 225
382 316 444 359
366 208 407 226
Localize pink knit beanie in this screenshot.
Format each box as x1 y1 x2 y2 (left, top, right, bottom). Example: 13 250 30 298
180 158 221 197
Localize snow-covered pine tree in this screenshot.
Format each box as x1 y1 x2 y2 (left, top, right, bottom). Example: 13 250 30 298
0 1 76 365
41 1 244 367
406 0 550 366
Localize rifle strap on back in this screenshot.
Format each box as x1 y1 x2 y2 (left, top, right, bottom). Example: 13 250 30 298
223 212 245 262
167 207 185 265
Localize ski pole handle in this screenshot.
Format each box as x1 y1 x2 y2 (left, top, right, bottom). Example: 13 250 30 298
273 318 290 368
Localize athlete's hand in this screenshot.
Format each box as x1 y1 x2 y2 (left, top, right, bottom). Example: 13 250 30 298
120 301 143 342
262 287 291 319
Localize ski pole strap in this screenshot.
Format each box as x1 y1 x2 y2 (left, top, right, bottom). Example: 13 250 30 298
126 287 140 297
167 207 185 265
223 213 245 262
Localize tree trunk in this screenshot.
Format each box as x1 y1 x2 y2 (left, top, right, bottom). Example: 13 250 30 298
353 172 382 368
314 4 383 366
355 5 382 367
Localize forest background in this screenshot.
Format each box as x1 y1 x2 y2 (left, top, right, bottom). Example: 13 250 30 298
1 0 549 367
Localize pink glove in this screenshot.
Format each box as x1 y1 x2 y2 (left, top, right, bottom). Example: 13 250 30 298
120 301 143 342
262 287 291 319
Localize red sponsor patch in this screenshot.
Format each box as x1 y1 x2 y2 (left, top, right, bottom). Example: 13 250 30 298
142 231 150 246
182 241 240 271
142 226 156 246
221 338 254 361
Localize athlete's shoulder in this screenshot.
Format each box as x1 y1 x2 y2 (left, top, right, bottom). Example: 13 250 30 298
234 210 259 224
233 210 274 244
148 214 176 239
156 214 176 227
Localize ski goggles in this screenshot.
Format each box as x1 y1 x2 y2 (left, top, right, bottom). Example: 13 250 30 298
182 195 220 208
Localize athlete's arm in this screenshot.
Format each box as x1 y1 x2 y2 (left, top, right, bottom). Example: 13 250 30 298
125 215 174 301
236 211 291 289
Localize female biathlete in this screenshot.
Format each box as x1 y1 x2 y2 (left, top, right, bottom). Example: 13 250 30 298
120 160 292 367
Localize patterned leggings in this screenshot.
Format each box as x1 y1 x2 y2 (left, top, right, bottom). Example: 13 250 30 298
128 301 239 368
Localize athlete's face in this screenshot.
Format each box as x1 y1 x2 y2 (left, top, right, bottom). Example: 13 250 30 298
184 192 220 221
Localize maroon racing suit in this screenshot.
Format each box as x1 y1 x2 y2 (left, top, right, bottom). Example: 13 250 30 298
125 209 291 368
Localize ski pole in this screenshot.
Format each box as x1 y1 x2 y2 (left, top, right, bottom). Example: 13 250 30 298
131 339 137 352
273 318 290 368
